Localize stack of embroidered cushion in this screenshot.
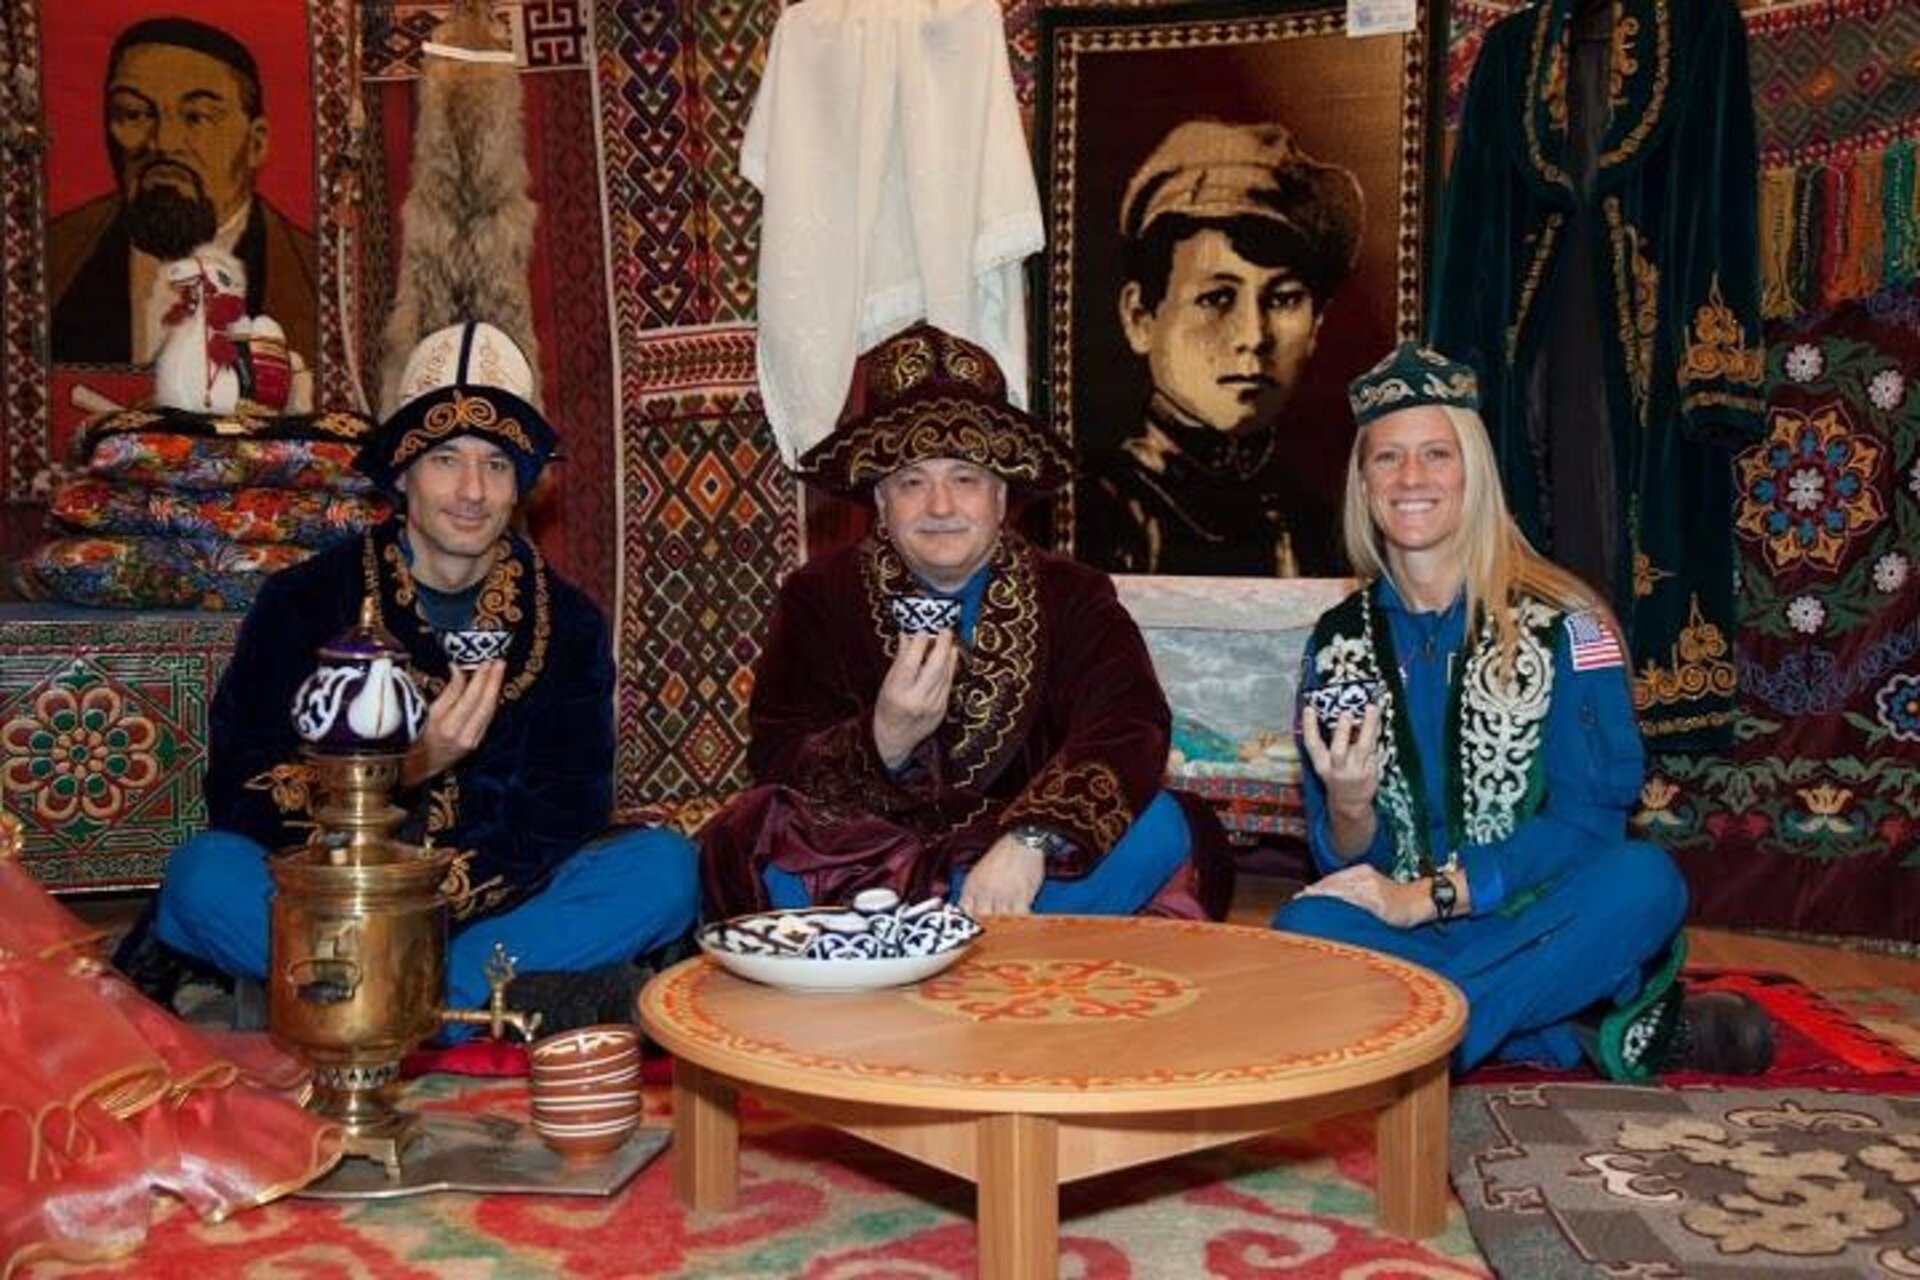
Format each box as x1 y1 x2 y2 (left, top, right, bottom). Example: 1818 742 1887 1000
17 407 387 609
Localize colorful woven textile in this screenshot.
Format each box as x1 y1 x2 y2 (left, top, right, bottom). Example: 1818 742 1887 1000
1747 0 1920 318
1452 1083 1920 1279
610 325 799 815
45 1074 1491 1277
83 433 371 494
0 610 238 890
1640 287 1920 939
17 536 312 610
50 477 385 547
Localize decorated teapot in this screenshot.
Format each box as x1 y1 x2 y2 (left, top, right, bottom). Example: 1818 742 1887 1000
291 599 427 753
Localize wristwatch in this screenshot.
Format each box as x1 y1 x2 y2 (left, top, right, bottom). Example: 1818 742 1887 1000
1430 872 1459 924
1008 824 1064 858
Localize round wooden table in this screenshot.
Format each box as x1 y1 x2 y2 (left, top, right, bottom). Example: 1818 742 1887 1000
639 915 1466 1280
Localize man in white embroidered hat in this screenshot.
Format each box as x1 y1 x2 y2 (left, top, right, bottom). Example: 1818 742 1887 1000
1079 119 1364 576
114 322 699 1035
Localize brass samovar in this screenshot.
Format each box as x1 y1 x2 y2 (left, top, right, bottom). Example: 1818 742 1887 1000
272 601 537 1176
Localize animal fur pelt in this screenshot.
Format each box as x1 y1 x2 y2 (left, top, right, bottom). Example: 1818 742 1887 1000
378 0 540 415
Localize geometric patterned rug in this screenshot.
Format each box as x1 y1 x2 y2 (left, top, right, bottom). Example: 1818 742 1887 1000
1450 1084 1920 1279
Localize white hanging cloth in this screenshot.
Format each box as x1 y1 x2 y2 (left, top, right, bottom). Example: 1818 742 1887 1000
741 0 1044 466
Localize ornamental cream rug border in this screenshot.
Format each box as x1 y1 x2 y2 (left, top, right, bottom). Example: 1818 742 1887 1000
1450 1082 1920 1279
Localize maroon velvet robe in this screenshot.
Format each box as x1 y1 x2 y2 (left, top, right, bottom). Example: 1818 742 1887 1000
699 533 1229 918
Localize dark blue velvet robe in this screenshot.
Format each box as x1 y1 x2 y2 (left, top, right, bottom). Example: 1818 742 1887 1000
1430 0 1766 747
203 520 615 926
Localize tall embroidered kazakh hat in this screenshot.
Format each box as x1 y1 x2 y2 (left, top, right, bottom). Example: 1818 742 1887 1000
1347 342 1482 428
1121 119 1364 298
798 322 1072 498
359 321 558 494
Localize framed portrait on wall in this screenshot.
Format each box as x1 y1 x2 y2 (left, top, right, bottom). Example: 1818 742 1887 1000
0 0 355 509
1032 0 1445 578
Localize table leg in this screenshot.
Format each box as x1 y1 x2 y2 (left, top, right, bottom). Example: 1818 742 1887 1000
1375 1059 1449 1237
672 1059 740 1211
977 1113 1058 1280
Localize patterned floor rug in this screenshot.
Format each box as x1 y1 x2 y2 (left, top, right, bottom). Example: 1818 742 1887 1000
25 1077 1492 1278
1450 1083 1920 1279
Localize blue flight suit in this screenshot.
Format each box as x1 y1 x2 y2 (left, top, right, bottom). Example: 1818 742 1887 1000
1273 578 1687 1070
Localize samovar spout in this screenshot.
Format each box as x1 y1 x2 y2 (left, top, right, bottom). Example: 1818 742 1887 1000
438 942 543 1042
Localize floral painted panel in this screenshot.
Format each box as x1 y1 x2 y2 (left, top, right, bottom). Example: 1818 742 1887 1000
0 611 240 890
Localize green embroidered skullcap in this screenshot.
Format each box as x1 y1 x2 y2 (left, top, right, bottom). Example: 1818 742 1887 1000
1347 342 1481 428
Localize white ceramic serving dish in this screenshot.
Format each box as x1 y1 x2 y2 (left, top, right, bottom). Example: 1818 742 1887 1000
696 905 977 992
698 942 971 992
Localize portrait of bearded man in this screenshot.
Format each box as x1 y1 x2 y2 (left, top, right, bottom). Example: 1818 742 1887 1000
45 16 317 368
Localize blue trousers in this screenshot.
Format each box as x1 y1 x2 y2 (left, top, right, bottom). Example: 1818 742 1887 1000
1271 841 1687 1071
155 826 700 1011
762 789 1193 913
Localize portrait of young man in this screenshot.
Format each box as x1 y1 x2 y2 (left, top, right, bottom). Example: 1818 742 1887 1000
43 11 318 369
1077 119 1362 577
1033 2 1439 579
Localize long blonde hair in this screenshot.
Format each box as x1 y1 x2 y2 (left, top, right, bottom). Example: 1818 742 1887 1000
1342 405 1609 669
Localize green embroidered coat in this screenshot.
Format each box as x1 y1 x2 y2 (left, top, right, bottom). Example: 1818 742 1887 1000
1429 0 1766 746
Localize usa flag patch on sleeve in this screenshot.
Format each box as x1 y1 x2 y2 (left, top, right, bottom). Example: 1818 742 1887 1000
1565 610 1625 671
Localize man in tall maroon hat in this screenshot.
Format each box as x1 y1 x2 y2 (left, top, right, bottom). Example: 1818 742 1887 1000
701 323 1231 920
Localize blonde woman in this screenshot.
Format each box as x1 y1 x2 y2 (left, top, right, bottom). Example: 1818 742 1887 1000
1273 343 1771 1081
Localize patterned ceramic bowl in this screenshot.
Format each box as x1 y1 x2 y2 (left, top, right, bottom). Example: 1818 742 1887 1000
440 628 513 668
697 900 982 993
889 595 961 636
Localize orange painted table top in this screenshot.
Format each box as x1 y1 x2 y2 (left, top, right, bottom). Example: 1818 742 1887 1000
641 915 1466 1112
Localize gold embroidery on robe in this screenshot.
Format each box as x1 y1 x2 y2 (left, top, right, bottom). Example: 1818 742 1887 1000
437 847 505 922
246 762 317 816
1506 217 1564 364
1004 760 1132 851
1631 551 1674 599
1524 1 1670 185
1608 14 1642 109
1680 274 1766 390
1633 594 1737 716
1599 3 1668 168
1604 200 1659 425
860 535 1040 792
